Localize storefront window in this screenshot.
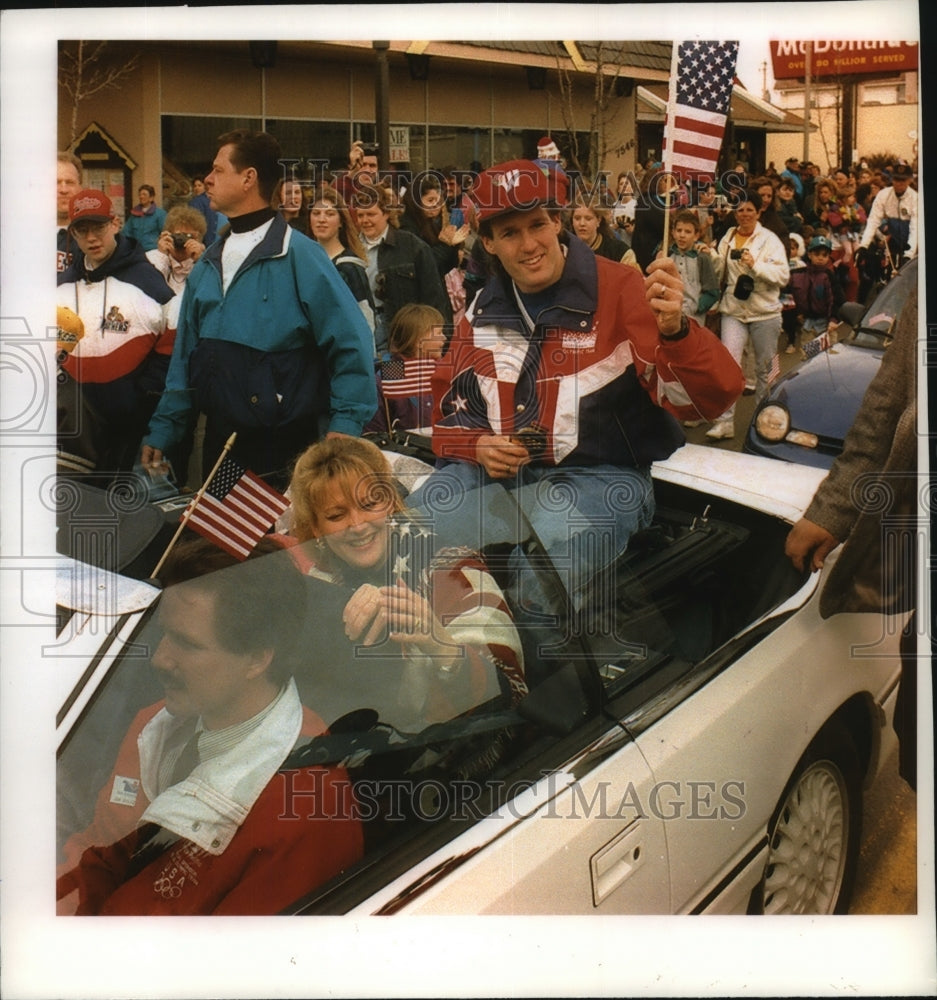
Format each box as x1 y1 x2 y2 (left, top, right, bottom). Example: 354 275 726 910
162 115 589 192
427 125 488 172
161 116 262 179
162 116 378 189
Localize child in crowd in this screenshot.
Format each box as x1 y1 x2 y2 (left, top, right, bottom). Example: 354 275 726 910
365 304 446 435
666 210 719 324
776 178 805 235
781 233 807 354
790 235 842 346
611 172 637 242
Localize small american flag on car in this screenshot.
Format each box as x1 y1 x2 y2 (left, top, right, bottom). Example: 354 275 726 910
380 356 436 399
767 353 781 384
182 457 289 560
802 331 832 360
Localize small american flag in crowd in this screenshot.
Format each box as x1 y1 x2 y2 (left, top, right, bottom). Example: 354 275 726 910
183 457 289 560
767 354 781 384
663 40 739 178
801 331 832 360
380 356 436 399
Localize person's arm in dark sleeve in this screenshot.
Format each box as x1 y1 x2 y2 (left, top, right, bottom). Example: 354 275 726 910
144 279 199 458
800 296 917 542
296 244 378 436
414 241 454 324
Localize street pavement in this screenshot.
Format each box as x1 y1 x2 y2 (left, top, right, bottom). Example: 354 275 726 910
685 332 917 915
680 334 800 450
851 741 917 914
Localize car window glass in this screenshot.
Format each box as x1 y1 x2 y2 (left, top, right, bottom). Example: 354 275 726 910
587 479 809 716
56 489 604 915
57 471 811 915
851 259 916 347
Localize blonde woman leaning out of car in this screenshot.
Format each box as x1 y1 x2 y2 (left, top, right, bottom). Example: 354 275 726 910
706 192 790 441
287 436 527 733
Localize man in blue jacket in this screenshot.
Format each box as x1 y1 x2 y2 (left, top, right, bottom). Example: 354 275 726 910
141 130 377 488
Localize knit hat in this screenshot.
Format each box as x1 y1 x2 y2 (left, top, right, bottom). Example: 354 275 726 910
469 159 569 223
536 136 560 160
68 189 114 225
789 233 805 258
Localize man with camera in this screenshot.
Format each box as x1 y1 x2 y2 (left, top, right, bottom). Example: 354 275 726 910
333 140 380 206
856 161 917 293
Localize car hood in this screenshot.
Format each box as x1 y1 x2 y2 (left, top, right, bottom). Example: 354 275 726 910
652 444 828 523
767 342 884 440
56 556 161 614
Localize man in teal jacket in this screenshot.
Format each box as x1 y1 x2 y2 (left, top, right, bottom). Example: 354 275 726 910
142 131 377 488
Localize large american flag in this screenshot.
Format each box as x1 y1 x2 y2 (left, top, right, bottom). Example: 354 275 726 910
380 356 436 399
663 40 739 179
183 457 289 560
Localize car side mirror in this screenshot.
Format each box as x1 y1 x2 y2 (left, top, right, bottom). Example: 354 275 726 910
838 301 865 327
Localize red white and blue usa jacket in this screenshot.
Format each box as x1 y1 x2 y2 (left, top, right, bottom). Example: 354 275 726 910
431 233 744 469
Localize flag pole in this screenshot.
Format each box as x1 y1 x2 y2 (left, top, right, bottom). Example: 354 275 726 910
660 38 680 265
151 432 237 578
384 392 393 438
662 177 673 259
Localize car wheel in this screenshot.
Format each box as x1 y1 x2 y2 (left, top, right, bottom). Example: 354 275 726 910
753 722 862 914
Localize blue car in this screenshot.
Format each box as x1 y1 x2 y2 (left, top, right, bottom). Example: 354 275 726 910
744 257 917 468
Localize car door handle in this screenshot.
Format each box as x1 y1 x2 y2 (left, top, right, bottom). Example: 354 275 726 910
590 821 646 906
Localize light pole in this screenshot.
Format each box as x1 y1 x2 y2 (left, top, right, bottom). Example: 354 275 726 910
373 42 390 173
803 41 811 165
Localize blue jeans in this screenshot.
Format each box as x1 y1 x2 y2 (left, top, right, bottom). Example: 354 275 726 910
802 317 828 337
409 460 655 607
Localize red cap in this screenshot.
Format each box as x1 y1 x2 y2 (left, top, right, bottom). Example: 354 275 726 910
470 159 569 224
68 189 114 225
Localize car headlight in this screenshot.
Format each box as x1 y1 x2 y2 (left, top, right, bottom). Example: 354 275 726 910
754 405 819 449
755 405 790 442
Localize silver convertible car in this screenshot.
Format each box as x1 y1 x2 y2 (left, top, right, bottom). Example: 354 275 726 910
55 444 905 916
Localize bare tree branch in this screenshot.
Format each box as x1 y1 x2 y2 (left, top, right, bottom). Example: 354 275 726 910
555 61 585 174
554 42 627 182
59 40 139 145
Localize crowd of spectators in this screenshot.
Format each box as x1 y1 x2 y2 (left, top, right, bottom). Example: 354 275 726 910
56 133 918 483
581 153 918 440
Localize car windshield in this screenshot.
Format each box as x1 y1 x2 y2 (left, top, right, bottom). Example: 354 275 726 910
849 259 916 349
56 468 810 915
